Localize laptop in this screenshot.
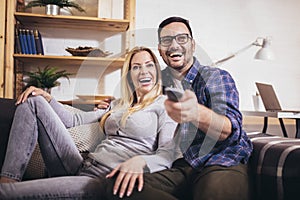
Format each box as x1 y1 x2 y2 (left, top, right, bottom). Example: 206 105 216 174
255 82 300 113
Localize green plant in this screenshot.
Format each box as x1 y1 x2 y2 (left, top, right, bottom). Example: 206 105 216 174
26 0 85 12
24 66 73 89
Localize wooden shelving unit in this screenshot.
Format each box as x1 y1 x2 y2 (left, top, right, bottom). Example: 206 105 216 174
3 0 136 98
14 12 130 31
0 0 6 97
13 12 130 72
14 54 125 72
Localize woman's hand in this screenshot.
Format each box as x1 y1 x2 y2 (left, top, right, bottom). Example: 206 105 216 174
93 99 111 111
106 156 146 198
16 86 52 105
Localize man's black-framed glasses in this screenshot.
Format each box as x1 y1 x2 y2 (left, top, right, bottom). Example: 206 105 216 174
159 33 192 47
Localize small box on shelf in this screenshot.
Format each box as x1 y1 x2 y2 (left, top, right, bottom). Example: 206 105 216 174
98 0 124 19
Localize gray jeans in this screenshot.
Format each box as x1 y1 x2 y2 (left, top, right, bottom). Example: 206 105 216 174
0 96 105 199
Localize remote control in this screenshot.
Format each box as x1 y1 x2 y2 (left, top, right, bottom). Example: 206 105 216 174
165 87 184 102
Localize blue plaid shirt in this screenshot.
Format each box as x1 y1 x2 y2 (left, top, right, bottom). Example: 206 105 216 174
162 57 253 169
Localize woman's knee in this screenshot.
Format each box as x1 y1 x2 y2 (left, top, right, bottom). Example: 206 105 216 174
24 96 52 115
26 95 48 106
12 96 45 122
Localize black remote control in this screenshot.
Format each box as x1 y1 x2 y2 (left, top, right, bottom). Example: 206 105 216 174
165 87 184 102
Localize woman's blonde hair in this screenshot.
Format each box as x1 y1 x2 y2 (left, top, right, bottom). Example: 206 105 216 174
99 46 162 131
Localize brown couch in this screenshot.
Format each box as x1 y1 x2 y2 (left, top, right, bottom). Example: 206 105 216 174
1 98 300 200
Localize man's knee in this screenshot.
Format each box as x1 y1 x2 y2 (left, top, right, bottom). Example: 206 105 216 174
192 164 250 200
104 177 178 200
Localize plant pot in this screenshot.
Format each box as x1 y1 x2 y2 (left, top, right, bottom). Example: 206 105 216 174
60 8 72 16
45 4 60 15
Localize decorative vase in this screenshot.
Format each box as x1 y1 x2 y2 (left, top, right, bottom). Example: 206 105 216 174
45 4 60 15
252 94 264 111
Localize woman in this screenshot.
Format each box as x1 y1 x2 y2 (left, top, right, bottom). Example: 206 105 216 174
0 46 180 199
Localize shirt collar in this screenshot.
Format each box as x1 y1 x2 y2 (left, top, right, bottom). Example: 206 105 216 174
180 57 203 90
163 57 204 89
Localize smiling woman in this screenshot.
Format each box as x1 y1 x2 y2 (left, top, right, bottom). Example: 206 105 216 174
0 46 179 199
100 46 163 128
129 51 158 98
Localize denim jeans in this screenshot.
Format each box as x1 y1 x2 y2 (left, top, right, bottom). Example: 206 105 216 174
0 96 105 199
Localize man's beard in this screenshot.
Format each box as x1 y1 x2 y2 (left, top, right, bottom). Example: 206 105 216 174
166 58 185 71
171 65 185 71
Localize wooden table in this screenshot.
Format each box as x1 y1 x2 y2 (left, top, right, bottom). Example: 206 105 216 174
242 110 300 138
59 99 104 106
58 99 104 111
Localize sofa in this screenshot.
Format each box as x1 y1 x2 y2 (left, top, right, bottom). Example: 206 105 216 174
1 98 300 200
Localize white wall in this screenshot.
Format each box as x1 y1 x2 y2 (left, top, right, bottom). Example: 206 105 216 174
43 0 300 110
135 0 300 111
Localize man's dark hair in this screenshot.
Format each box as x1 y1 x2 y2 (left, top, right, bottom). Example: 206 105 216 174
158 16 193 39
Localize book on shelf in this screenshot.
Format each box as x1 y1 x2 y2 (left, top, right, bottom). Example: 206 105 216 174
14 28 22 54
25 29 33 54
15 28 44 55
29 30 37 54
19 29 29 54
33 29 44 55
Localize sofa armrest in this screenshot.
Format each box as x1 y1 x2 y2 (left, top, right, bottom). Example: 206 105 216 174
0 98 17 169
248 133 300 200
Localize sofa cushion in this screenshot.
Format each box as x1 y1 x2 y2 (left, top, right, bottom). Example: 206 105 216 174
0 98 16 169
247 132 300 200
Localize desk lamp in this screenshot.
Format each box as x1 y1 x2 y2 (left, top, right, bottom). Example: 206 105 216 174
213 37 274 66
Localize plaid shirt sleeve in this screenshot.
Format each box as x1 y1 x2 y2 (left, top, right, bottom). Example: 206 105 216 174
180 59 253 169
205 68 242 143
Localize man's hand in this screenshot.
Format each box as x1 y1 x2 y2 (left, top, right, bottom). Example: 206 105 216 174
16 86 52 105
165 89 232 141
106 156 146 198
164 89 200 123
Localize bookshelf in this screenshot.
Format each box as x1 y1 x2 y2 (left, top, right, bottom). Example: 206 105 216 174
14 12 130 32
14 54 125 73
3 0 136 98
0 0 6 97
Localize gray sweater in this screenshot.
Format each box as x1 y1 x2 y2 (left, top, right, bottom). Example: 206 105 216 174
50 95 180 175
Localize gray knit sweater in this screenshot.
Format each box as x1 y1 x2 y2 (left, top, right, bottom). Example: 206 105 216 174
50 95 180 175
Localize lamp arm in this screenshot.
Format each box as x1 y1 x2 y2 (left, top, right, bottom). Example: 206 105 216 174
213 38 263 66
213 54 236 65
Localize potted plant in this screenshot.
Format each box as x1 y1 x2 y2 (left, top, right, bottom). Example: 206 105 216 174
25 0 85 15
23 66 73 93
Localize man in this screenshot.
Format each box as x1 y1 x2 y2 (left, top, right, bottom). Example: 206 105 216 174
105 16 253 200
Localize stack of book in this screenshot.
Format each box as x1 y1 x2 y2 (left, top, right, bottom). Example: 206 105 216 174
15 28 44 55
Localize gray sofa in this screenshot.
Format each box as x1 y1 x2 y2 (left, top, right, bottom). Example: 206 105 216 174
1 98 300 200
